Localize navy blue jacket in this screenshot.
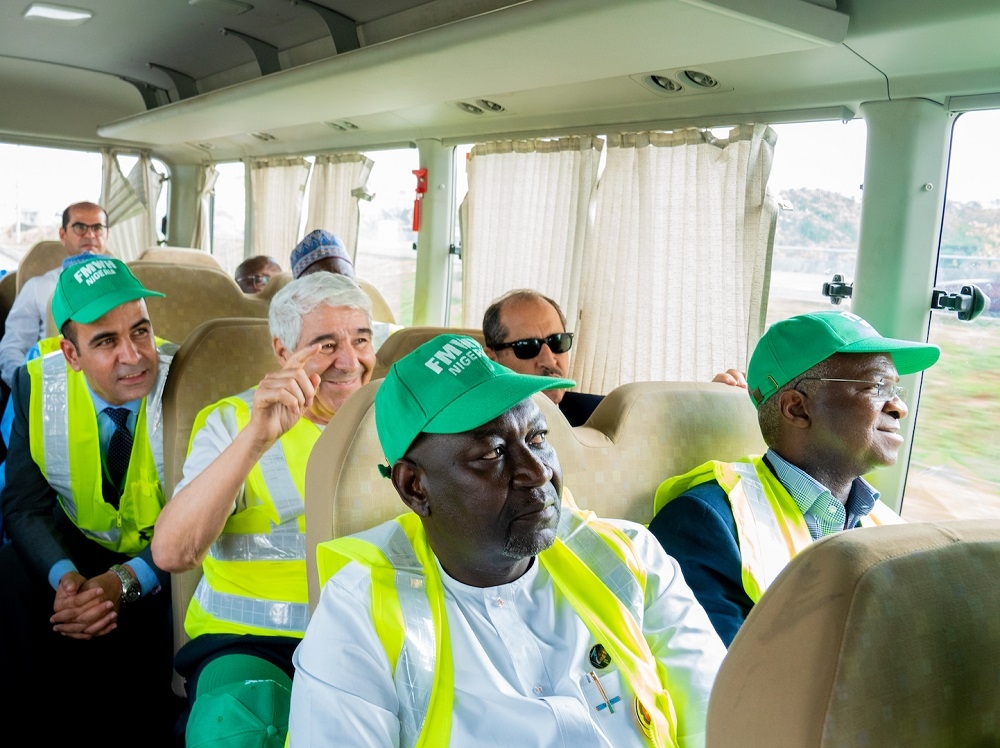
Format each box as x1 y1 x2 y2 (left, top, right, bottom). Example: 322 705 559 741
647 481 751 647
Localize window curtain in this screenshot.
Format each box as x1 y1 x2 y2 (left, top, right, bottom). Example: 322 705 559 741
248 156 311 269
190 164 219 251
572 124 777 394
461 137 602 328
303 153 374 260
101 151 164 262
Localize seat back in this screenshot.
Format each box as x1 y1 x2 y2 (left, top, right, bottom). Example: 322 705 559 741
160 318 278 691
135 246 225 271
372 326 485 379
66 262 272 344
0 271 18 341
355 277 397 324
16 240 64 294
304 379 765 610
708 520 1000 748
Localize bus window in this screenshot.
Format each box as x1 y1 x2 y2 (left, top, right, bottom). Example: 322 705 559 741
903 110 1000 521
765 120 867 326
356 148 419 326
451 144 474 326
0 144 102 272
210 161 247 275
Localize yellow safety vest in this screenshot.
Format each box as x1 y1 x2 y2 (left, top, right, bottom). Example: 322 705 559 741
317 507 685 748
654 456 903 602
27 338 174 556
184 389 321 640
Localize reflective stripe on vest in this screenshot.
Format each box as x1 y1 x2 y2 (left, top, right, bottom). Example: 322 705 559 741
184 390 318 639
29 341 174 553
317 510 681 748
656 457 901 603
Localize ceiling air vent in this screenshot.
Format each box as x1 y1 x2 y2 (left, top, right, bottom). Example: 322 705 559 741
455 99 507 116
250 132 276 141
326 120 360 131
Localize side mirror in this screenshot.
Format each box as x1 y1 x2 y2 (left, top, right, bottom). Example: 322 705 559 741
930 284 990 321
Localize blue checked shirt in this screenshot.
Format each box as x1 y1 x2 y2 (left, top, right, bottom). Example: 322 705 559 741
765 449 879 540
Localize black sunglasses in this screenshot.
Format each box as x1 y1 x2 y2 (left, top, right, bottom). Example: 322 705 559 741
489 332 574 360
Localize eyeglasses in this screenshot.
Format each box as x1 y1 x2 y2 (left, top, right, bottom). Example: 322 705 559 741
796 377 907 402
68 222 108 236
237 274 271 287
489 332 574 360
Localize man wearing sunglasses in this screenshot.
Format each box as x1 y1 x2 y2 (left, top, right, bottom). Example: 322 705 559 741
648 311 940 647
483 290 604 427
0 202 111 388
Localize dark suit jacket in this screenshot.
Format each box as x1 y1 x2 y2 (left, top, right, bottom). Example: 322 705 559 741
0 364 168 587
647 480 750 647
558 390 605 427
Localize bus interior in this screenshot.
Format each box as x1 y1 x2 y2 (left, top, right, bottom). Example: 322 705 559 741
1 0 1000 739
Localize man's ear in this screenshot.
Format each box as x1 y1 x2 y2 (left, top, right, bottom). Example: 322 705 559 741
778 388 811 430
484 346 499 362
273 336 290 366
392 459 431 517
60 337 83 372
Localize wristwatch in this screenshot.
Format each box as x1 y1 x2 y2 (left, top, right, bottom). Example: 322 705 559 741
110 564 141 603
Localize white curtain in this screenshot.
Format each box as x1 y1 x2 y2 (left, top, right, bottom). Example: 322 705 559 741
461 137 602 328
190 164 219 251
572 124 777 393
304 153 374 261
248 157 311 269
101 151 164 262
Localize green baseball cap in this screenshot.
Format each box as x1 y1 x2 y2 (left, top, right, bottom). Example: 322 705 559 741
375 334 575 470
747 311 940 407
51 257 164 331
186 654 291 748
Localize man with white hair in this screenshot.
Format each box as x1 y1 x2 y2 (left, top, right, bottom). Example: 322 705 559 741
152 272 376 746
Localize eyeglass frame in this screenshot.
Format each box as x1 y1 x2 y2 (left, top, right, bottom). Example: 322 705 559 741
67 222 108 236
794 377 907 402
488 332 575 360
236 273 272 287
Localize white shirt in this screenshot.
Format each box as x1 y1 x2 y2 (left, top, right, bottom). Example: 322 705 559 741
290 519 725 748
0 266 60 387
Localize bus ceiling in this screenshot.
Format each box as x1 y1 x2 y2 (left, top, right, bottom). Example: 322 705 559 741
1 0 999 161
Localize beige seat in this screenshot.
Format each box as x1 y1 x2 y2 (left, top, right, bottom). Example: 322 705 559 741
372 325 485 378
708 520 1000 748
304 378 764 610
356 277 396 325
46 262 279 342
15 240 65 294
135 246 225 271
0 271 18 341
160 317 278 693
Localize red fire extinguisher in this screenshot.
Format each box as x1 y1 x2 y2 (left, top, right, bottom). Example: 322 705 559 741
412 168 428 231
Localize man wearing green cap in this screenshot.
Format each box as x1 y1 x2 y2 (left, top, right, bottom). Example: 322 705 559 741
648 310 941 647
291 334 726 748
0 256 179 741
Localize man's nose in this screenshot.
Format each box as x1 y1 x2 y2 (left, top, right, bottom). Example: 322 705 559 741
884 393 908 419
332 342 360 370
118 338 141 364
535 342 559 371
512 443 554 488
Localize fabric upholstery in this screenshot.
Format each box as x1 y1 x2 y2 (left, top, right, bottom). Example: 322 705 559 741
135 246 225 270
304 378 765 611
15 240 64 294
372 326 484 379
708 520 1000 748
